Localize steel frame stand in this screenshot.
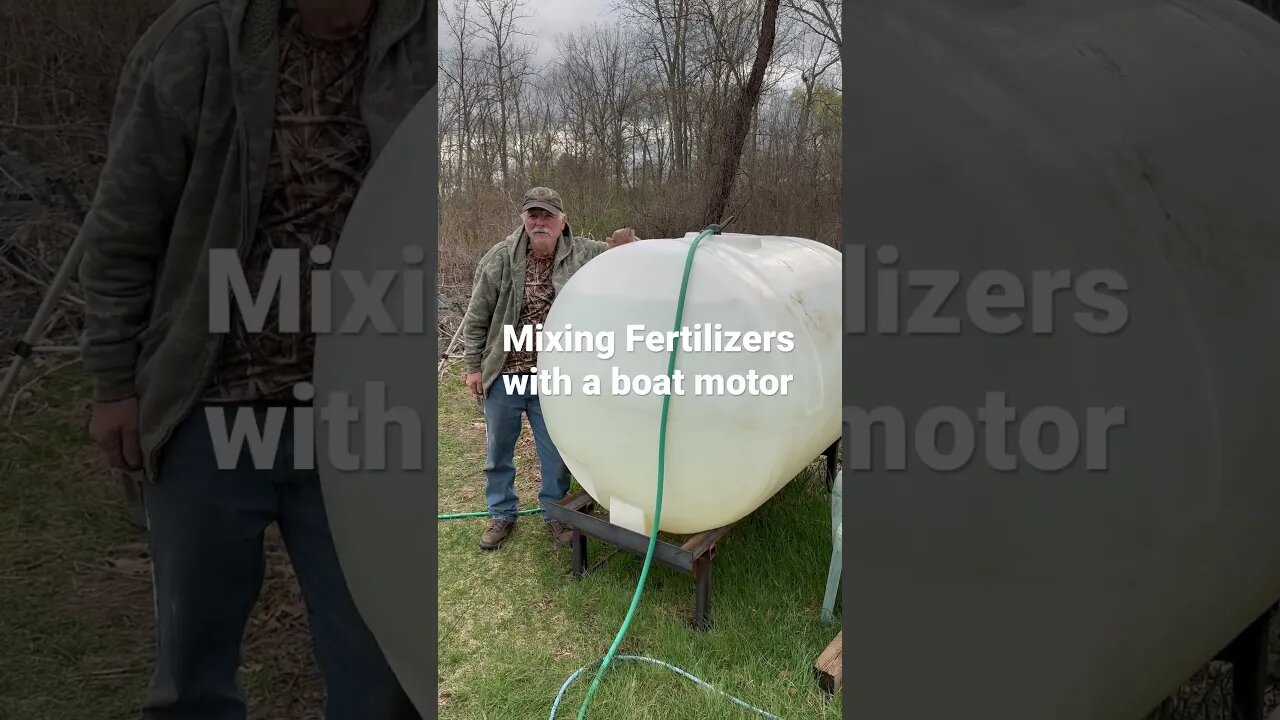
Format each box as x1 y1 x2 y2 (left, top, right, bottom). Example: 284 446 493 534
1212 601 1277 720
822 437 839 490
547 489 730 630
544 439 841 632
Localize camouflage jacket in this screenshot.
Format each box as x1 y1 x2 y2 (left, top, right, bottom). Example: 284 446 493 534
462 225 616 394
76 0 433 480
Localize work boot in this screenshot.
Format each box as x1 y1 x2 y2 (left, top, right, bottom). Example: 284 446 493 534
545 520 573 547
479 518 515 550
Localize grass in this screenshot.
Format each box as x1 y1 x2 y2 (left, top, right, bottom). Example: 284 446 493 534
1 360 1277 720
0 362 325 719
435 361 844 719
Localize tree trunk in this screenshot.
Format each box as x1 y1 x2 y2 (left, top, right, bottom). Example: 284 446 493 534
701 0 781 227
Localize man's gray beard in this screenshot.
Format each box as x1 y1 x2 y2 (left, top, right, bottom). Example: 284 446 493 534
529 232 556 255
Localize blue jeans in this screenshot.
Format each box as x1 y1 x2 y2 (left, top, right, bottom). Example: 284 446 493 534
139 405 415 720
483 374 572 521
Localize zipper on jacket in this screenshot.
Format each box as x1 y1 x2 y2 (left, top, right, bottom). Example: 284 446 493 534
146 113 255 479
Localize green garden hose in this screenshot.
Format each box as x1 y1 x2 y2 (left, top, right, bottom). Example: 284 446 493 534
565 222 721 719
441 223 783 719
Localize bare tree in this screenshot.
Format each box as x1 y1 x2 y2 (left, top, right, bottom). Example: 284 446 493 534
440 0 481 190
436 0 842 286
558 27 646 188
474 0 535 187
702 0 782 225
619 0 696 179
786 0 841 47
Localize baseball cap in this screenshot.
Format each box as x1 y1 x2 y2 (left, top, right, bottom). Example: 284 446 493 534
521 187 565 215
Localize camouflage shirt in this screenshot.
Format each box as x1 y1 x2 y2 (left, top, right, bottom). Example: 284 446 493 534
462 225 643 395
501 248 556 374
204 6 372 402
74 0 431 480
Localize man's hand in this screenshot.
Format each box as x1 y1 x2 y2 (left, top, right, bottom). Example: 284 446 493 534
89 397 143 472
464 372 485 396
607 228 637 248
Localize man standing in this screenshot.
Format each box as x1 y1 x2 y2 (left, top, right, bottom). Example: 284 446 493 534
461 187 637 550
78 0 430 717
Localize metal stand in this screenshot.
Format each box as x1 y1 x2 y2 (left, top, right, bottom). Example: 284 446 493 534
545 439 842 632
822 437 839 490
547 490 731 630
0 180 147 531
0 192 87 410
1212 602 1277 720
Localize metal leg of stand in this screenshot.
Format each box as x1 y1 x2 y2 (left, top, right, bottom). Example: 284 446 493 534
692 552 713 631
1216 603 1276 720
571 529 588 579
547 491 730 631
0 248 85 410
821 439 839 491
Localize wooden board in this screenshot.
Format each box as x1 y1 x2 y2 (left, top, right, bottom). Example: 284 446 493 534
813 630 841 695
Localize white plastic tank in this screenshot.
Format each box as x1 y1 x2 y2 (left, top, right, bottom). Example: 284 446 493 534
848 1 1280 718
535 232 841 535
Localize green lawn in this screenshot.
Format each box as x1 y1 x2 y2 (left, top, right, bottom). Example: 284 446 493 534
0 364 325 719
7 364 1279 720
436 362 844 719
2 360 844 719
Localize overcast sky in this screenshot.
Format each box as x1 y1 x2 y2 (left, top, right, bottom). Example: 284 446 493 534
438 0 615 67
438 0 835 90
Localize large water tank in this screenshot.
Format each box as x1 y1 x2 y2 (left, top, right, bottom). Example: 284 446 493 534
536 232 841 535
847 1 1280 718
